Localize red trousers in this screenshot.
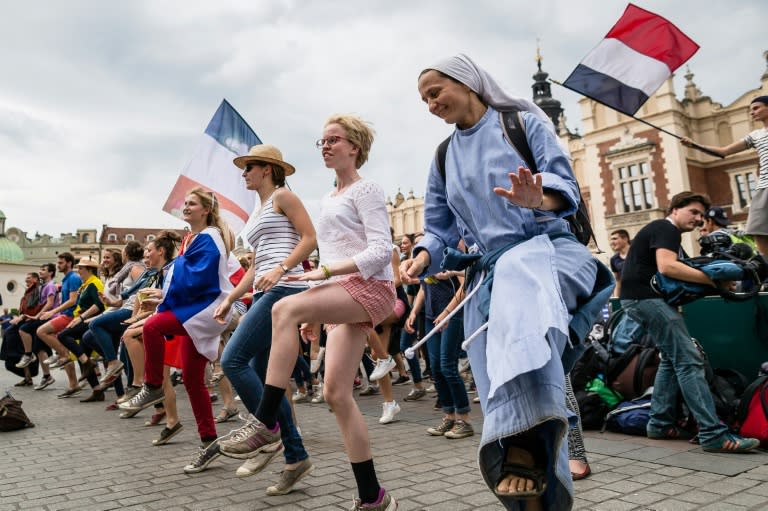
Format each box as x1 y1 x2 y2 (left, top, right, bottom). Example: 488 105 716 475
143 311 216 440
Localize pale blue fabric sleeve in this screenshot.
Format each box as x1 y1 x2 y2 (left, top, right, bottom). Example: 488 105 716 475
521 112 580 218
414 157 461 277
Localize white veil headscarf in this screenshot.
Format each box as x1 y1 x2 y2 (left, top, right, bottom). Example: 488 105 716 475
425 53 558 136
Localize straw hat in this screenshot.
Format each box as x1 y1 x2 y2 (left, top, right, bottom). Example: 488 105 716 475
233 144 296 176
76 257 100 269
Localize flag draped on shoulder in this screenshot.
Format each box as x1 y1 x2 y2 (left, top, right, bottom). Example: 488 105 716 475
159 227 234 361
562 3 699 116
163 99 261 233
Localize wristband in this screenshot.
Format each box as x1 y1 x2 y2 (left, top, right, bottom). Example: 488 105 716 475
320 264 332 279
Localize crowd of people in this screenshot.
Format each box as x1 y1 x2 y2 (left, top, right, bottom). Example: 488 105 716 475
2 60 767 511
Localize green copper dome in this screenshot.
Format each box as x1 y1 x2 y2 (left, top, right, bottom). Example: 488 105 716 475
0 236 24 263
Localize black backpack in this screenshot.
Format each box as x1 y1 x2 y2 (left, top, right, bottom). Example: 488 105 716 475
434 108 595 246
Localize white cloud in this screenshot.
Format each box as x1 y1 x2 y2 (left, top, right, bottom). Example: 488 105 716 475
0 0 764 239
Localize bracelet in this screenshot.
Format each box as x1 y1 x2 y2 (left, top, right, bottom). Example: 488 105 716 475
528 197 544 209
320 264 332 279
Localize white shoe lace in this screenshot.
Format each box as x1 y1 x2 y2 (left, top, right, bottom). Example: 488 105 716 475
229 421 259 442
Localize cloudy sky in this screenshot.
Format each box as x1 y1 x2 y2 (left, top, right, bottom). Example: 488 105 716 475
0 1 764 239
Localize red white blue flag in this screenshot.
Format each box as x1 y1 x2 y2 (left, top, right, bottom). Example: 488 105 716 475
562 4 699 116
163 99 260 233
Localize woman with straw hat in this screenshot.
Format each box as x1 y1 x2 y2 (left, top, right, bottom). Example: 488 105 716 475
214 144 318 493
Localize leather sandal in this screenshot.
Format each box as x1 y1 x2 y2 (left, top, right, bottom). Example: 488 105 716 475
494 441 547 499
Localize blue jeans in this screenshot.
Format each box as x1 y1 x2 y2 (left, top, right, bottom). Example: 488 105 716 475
89 308 132 361
426 315 470 414
624 299 727 444
399 329 422 383
292 352 312 388
220 286 308 464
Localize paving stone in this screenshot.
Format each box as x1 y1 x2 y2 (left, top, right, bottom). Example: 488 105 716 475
3 369 768 511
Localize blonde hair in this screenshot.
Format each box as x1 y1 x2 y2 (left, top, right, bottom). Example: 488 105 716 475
187 187 235 254
325 114 375 169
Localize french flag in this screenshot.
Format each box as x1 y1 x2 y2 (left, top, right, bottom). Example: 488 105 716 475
159 227 234 361
162 100 261 233
563 4 699 116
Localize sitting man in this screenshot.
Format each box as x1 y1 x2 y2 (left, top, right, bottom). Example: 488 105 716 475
619 191 759 453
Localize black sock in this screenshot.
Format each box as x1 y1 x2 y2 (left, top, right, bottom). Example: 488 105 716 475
201 436 217 446
255 384 286 429
146 382 162 390
24 352 32 356
351 459 380 504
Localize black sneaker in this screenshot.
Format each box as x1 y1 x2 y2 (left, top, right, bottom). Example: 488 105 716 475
183 441 221 473
392 375 410 386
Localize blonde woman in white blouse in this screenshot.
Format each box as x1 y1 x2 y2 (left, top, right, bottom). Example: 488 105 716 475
241 114 398 511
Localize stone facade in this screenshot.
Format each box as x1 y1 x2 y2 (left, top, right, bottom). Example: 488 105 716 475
569 54 768 259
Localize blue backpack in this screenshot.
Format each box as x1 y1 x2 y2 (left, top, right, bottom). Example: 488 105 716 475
650 256 761 306
602 397 652 435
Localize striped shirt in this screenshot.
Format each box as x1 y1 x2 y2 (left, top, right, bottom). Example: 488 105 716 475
744 128 768 189
246 193 307 292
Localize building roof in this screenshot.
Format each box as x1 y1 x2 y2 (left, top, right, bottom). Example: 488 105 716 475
100 226 188 244
0 236 24 263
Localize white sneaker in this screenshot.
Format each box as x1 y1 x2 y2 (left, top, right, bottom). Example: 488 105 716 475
43 353 59 366
369 356 396 382
310 347 325 374
292 390 308 403
310 384 324 404
16 353 37 369
379 400 401 424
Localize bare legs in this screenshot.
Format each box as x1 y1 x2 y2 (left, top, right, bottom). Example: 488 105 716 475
267 283 375 462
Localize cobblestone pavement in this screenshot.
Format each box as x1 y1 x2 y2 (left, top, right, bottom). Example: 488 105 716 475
2 369 768 510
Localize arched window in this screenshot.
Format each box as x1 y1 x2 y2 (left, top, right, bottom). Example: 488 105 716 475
146 234 156 241
107 233 117 242
125 234 135 241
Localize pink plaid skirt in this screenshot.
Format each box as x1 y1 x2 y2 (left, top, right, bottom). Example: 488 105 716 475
327 275 396 333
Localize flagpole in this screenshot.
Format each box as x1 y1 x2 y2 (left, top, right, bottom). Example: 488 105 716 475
549 78 724 160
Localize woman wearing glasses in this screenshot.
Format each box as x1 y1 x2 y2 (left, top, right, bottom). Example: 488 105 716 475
230 115 397 511
215 144 317 494
402 55 612 511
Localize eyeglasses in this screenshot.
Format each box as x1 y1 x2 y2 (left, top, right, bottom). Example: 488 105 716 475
315 135 349 148
244 162 266 173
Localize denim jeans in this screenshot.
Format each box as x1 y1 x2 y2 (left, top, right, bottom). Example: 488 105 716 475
426 315 470 414
399 329 422 382
623 299 727 444
292 352 312 388
220 286 308 464
89 308 132 361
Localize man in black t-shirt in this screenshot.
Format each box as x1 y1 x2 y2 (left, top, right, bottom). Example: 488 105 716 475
620 191 759 453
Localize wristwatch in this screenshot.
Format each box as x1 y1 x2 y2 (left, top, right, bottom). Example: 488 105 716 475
280 263 290 273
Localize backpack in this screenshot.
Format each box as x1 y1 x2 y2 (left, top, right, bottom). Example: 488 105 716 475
650 255 764 307
0 392 34 432
736 375 768 446
575 389 611 430
434 108 596 246
570 322 610 391
606 343 659 400
602 397 652 435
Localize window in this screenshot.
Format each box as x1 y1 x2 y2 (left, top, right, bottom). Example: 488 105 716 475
82 233 90 243
617 161 653 213
125 234 134 241
146 234 156 241
731 169 757 211
7 281 16 293
107 233 117 242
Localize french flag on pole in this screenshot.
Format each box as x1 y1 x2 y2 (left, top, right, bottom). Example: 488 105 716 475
163 99 261 233
563 3 699 116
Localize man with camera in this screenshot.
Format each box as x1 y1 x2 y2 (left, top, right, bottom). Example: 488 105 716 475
619 191 759 452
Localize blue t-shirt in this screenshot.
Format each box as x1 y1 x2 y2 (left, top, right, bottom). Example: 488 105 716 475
60 271 82 317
